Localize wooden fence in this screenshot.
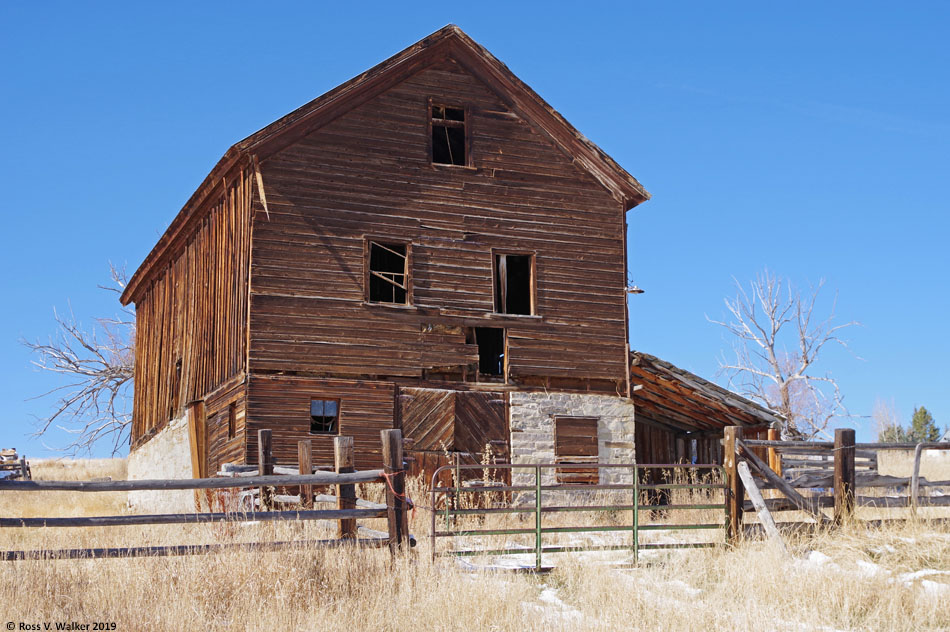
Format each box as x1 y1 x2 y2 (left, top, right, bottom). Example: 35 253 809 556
0 430 411 561
723 426 950 544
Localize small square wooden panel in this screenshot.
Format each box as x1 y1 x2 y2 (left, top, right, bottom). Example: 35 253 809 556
554 416 599 484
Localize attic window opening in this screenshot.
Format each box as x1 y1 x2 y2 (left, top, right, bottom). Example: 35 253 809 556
368 241 409 304
494 253 534 315
431 104 466 166
310 399 339 435
474 327 505 377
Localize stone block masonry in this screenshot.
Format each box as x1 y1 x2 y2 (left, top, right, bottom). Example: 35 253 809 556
509 392 636 505
127 414 196 513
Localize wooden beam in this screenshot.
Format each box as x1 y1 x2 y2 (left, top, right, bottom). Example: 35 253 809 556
723 426 743 544
737 440 831 525
298 440 313 509
258 429 273 510
833 428 855 524
381 429 409 552
737 460 786 552
335 436 357 539
0 471 384 492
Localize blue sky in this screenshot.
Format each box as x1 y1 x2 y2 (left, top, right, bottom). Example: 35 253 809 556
1 2 947 456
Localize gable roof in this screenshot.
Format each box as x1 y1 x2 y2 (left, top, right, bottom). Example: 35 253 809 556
630 351 783 434
121 25 650 305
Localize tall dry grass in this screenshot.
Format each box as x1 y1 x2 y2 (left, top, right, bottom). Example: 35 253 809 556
1 460 948 631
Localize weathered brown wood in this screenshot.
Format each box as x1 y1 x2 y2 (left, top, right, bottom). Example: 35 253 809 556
833 428 855 524
335 436 357 539
381 429 409 552
736 460 786 552
258 429 273 509
0 471 384 492
298 439 313 509
767 428 781 475
737 440 830 525
0 508 386 529
723 426 743 543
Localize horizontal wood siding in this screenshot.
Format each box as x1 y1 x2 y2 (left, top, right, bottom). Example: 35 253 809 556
248 58 627 386
205 379 247 474
131 173 252 444
246 375 396 470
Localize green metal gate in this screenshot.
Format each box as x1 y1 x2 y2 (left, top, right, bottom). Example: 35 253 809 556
430 462 727 571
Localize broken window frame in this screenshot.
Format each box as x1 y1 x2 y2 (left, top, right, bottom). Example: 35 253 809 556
309 398 340 435
428 98 471 168
492 251 536 315
364 238 412 305
553 416 600 485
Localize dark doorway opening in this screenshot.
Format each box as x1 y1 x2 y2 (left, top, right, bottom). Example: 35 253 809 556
475 327 504 376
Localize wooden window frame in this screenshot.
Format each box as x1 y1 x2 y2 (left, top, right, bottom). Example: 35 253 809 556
554 416 600 485
491 250 537 316
428 98 473 169
309 398 341 436
364 237 413 306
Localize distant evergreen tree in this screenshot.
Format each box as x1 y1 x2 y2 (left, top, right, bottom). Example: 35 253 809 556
909 406 940 443
878 423 908 443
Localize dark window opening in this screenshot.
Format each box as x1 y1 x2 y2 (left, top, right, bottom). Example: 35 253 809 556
368 241 408 304
227 402 236 440
494 254 534 315
310 399 339 434
554 416 599 485
431 104 466 166
474 327 504 376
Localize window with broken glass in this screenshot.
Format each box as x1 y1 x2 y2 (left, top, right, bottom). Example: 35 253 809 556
310 399 339 435
431 104 467 166
367 241 409 304
494 253 534 315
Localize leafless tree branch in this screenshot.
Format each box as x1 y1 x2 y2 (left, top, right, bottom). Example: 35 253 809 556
708 269 859 440
22 263 134 455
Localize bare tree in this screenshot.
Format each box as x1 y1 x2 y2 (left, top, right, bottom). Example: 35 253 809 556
22 264 135 455
709 269 858 440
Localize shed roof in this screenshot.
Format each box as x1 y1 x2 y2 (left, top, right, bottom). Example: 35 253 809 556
121 24 649 306
630 351 783 436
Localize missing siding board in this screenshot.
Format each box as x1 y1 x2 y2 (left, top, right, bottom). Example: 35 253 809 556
431 104 466 166
474 327 504 377
554 416 599 484
309 399 339 435
494 253 534 315
367 241 409 304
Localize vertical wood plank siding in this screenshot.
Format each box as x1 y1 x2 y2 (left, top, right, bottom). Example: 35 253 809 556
204 379 248 474
131 173 252 445
246 375 395 469
247 59 628 384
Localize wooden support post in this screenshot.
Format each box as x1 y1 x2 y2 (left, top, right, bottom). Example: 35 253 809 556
19 458 28 481
767 428 782 475
833 428 855 524
737 461 786 552
298 440 313 509
675 436 686 463
335 436 356 539
257 429 273 510
724 426 744 544
381 429 409 552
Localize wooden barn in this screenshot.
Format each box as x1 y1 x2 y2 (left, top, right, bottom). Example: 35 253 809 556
630 351 781 465
120 25 651 497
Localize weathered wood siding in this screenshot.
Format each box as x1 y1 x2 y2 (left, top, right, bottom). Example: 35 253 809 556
205 378 247 474
246 375 396 469
131 174 253 444
248 58 628 386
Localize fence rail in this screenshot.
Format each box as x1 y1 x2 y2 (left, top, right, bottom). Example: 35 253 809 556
430 462 726 571
0 430 412 562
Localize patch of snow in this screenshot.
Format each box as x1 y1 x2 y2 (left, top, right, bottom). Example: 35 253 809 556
868 544 897 555
855 560 885 577
920 580 950 596
522 585 588 627
898 569 950 583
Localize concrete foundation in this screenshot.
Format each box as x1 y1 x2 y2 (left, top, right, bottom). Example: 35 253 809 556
127 414 196 513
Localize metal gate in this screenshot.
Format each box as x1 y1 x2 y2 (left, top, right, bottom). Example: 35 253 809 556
430 462 727 571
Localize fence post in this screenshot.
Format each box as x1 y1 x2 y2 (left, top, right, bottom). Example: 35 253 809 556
19 458 28 481
298 440 313 509
724 426 744 544
381 429 409 552
335 436 357 539
767 427 781 475
833 428 855 524
258 429 273 510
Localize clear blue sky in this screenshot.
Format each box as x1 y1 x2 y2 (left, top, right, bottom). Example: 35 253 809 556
1 2 947 457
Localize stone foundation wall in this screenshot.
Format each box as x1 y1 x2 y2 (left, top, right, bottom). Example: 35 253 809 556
127 414 196 513
509 392 635 504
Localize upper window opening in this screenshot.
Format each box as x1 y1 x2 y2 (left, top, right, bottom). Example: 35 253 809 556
431 104 466 166
474 327 505 377
368 241 409 304
494 253 534 315
310 399 339 434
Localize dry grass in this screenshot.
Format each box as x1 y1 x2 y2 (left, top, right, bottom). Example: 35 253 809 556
1 460 949 631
